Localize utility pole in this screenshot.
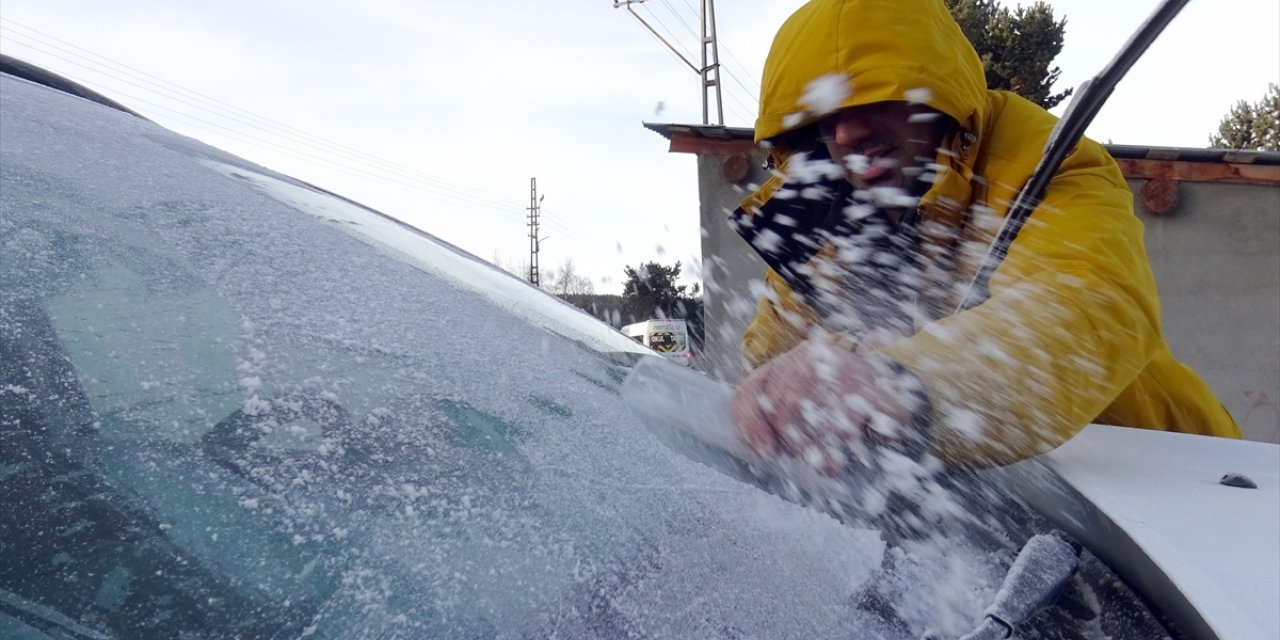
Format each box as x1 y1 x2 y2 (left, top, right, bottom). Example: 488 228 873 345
527 177 544 286
700 0 724 127
614 0 724 126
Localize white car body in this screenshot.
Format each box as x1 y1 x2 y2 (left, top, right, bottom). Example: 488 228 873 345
1007 425 1280 640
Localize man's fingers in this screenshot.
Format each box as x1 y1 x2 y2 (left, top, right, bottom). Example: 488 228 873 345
775 418 813 459
731 341 916 476
731 371 779 455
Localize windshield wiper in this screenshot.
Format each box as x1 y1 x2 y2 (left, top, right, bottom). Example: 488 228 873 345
956 0 1192 311
925 533 1081 640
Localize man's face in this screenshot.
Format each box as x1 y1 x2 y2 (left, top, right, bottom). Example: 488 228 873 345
817 102 949 193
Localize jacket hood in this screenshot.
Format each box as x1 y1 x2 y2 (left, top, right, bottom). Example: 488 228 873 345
755 0 988 143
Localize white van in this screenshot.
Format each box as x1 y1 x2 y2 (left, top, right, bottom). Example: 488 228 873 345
622 319 693 367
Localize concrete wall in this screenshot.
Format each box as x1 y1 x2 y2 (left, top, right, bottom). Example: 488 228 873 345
1134 179 1280 443
698 153 768 384
697 152 1280 443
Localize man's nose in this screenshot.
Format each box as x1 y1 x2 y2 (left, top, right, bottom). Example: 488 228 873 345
829 112 871 148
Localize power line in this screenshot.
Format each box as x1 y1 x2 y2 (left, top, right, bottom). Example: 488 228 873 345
0 18 524 207
677 0 762 93
539 214 626 257
642 0 757 124
0 35 526 217
719 47 762 93
669 0 761 97
540 211 693 275
537 209 672 271
636 4 701 68
0 18 528 212
720 90 757 125
0 40 537 236
0 42 525 220
659 0 701 40
2 19 680 276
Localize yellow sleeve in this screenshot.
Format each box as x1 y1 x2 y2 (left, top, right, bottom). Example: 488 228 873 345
882 141 1161 468
742 268 818 370
738 160 819 370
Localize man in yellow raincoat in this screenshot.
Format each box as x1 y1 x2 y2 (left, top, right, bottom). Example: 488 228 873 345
730 0 1240 472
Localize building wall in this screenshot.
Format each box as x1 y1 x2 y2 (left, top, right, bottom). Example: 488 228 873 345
697 152 1280 443
698 153 768 384
1134 179 1280 443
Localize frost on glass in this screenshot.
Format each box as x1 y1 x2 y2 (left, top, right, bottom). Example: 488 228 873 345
0 74 897 639
1 72 1169 640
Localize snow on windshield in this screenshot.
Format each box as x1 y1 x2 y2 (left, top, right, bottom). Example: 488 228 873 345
0 73 1034 639
197 159 649 360
2 62 1182 639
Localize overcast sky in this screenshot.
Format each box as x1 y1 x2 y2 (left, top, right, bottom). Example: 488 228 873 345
2 0 1276 294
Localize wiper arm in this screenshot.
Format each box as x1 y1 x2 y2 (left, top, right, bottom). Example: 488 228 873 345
926 533 1081 640
955 0 1192 312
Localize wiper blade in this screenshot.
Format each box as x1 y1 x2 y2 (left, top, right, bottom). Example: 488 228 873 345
955 0 1192 311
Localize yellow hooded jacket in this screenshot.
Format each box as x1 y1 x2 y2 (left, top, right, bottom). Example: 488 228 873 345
740 0 1241 468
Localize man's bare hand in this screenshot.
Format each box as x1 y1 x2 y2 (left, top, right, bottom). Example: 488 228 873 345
731 337 921 475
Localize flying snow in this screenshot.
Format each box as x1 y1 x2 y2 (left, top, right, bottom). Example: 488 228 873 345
904 87 933 104
801 73 853 116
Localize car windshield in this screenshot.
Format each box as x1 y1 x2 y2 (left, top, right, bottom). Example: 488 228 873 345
1 73 1171 639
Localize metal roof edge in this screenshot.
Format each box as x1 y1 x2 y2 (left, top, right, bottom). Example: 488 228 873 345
643 122 1280 166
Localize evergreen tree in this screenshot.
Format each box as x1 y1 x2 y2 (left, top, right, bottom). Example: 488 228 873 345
621 261 705 350
621 261 686 320
944 0 1073 109
1209 83 1280 151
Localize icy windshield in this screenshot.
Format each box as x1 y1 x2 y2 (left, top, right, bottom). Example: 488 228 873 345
1 74 1170 640
0 73 892 640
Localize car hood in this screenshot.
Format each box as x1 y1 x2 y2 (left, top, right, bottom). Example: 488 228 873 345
1004 425 1280 640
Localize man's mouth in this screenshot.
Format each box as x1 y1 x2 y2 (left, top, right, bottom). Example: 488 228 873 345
847 150 896 185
